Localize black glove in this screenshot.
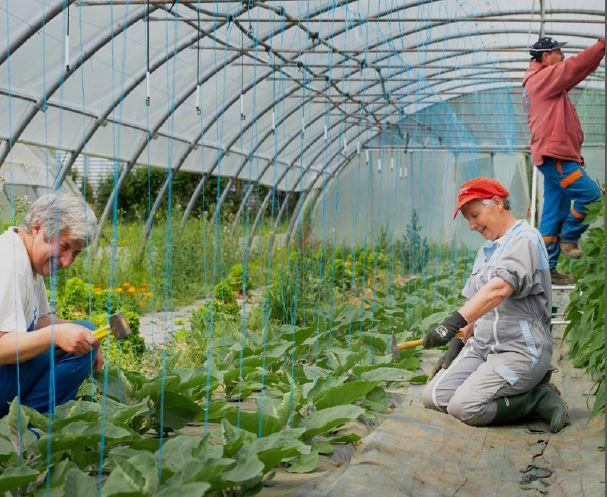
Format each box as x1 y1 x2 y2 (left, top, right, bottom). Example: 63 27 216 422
428 337 465 380
422 311 468 348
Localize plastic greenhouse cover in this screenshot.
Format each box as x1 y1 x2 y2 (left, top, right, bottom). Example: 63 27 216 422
0 0 602 194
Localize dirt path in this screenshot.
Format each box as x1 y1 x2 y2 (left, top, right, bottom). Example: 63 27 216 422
260 287 605 497
138 288 264 346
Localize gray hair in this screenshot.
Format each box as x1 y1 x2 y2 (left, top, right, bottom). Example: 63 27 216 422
481 197 511 210
21 192 98 245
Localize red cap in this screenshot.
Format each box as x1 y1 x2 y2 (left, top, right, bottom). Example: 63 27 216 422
453 177 510 219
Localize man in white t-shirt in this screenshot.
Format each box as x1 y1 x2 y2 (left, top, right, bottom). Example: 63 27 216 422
0 193 103 416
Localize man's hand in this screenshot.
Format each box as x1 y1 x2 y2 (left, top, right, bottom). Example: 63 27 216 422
93 348 104 372
53 324 99 355
427 337 465 380
422 311 468 348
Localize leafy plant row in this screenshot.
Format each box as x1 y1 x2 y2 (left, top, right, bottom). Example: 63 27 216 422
564 200 605 417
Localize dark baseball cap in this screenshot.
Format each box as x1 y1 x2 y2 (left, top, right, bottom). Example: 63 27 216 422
530 37 567 58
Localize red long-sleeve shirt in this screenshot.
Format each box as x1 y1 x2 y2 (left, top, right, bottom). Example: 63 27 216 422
522 38 605 166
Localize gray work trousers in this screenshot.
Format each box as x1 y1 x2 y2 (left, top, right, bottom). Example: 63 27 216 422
422 317 552 426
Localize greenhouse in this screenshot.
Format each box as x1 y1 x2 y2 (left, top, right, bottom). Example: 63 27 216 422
0 1 604 496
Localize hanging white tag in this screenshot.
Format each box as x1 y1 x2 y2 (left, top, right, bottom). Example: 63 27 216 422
324 123 328 141
65 34 70 71
272 110 276 131
390 157 394 170
195 84 201 114
365 149 369 163
145 71 151 106
343 136 347 153
377 158 381 172
357 139 361 155
399 166 403 179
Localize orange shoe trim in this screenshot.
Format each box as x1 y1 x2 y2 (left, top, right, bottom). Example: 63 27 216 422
542 236 558 243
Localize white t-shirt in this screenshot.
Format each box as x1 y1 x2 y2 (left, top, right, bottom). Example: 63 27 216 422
0 227 50 332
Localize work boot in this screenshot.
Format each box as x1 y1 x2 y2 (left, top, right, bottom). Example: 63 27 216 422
493 383 569 433
560 242 582 259
550 270 574 285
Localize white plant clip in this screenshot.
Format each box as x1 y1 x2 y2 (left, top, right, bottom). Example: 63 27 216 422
195 84 201 115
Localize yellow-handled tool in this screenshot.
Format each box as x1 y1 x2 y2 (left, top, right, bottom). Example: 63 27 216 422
391 331 463 359
56 312 130 356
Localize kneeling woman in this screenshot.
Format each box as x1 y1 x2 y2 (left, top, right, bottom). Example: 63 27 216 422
421 177 568 433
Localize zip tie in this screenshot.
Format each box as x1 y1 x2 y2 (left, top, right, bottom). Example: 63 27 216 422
64 34 70 72
390 157 394 170
145 71 150 107
404 166 408 178
343 136 347 153
195 84 201 115
357 139 361 155
323 123 328 141
399 166 403 179
301 116 305 135
271 110 276 132
365 148 369 163
377 158 381 172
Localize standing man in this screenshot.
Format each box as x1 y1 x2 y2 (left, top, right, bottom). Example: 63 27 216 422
523 36 604 285
0 193 103 416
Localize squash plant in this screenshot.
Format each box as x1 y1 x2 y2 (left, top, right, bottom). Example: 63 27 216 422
564 200 605 417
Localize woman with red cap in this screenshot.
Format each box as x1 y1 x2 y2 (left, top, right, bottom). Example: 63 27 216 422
421 177 568 433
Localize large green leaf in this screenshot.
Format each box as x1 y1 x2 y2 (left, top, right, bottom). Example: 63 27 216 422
156 482 211 497
0 465 39 492
314 380 378 410
245 428 309 472
287 449 320 474
103 452 158 497
361 367 414 383
298 404 364 440
38 420 135 453
154 391 203 431
224 410 284 437
221 453 264 483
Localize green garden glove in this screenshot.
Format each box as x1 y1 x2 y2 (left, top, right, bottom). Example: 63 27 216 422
428 337 465 380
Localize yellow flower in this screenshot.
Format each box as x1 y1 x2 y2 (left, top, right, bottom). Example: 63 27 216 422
115 288 123 294
144 291 152 298
138 300 146 307
127 287 136 294
123 283 131 289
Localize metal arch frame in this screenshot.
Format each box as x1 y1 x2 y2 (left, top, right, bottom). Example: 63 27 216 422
0 2 599 201
66 0 363 205
282 127 381 252
140 0 370 245
0 0 78 67
219 25 603 230
93 3 275 249
0 4 155 173
211 91 321 228
268 24 605 193
51 6 255 190
160 0 515 229
241 111 358 256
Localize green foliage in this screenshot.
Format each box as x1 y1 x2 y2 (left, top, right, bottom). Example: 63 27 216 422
564 200 605 417
4 209 487 494
227 263 252 293
398 209 430 274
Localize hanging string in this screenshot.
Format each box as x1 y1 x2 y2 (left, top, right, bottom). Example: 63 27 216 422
65 3 70 72
145 0 150 106
195 7 201 114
